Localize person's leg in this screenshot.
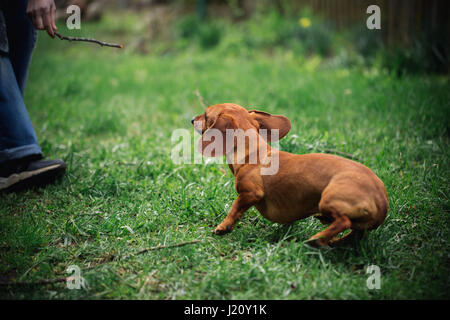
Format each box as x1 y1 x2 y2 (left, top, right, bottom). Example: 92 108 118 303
0 54 42 162
0 0 65 192
0 0 42 163
0 52 66 191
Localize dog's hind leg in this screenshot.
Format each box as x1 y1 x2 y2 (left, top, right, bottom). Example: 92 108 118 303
306 209 352 247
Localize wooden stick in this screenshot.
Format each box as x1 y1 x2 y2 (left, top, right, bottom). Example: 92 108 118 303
195 89 208 108
54 31 123 49
122 240 202 260
0 240 202 287
0 277 66 287
85 239 202 270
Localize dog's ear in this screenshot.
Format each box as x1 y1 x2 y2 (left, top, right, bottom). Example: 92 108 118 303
248 110 291 141
198 113 236 157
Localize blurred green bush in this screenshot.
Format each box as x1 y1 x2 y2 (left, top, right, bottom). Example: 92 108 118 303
175 14 223 49
374 36 448 75
173 8 335 58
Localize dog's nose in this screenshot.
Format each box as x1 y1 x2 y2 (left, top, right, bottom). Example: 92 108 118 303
191 117 195 124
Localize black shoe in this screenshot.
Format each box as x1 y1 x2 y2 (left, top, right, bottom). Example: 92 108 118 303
0 157 66 192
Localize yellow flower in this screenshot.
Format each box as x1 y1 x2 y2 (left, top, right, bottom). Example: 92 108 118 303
299 17 311 28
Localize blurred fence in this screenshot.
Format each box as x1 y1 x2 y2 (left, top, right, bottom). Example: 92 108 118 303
290 0 449 48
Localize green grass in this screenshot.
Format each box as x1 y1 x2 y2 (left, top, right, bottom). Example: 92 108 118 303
0 15 449 299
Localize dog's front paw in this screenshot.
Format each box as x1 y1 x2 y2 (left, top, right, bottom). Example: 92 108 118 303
213 224 233 235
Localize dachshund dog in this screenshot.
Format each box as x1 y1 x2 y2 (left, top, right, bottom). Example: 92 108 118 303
191 103 388 247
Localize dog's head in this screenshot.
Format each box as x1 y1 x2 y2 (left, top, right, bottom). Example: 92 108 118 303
191 103 291 157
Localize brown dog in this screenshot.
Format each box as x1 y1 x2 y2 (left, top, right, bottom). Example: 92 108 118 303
191 103 388 247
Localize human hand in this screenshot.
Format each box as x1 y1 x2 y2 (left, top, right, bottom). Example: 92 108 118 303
26 0 57 38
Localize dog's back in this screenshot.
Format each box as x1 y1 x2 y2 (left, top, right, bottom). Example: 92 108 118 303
256 152 388 227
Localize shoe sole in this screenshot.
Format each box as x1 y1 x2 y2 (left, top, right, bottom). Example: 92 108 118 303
0 163 66 192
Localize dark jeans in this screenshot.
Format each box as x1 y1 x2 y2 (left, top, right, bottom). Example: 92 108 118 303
0 0 42 164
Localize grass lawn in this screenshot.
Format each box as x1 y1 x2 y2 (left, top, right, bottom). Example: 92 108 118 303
0 16 449 299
